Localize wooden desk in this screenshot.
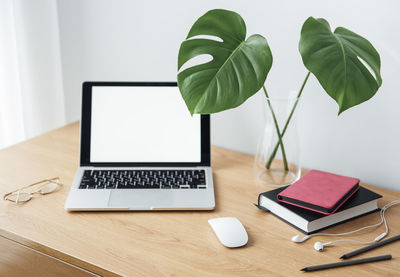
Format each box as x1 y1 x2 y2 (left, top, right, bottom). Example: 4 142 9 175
0 122 399 276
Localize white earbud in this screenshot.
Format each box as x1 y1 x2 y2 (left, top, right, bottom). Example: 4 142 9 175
314 242 324 251
310 232 388 252
314 241 336 251
311 232 388 252
291 235 311 243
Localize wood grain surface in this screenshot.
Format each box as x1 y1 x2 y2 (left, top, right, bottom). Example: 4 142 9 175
0 122 399 276
0 235 99 277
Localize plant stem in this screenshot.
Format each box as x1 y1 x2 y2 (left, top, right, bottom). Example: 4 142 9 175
262 85 289 171
265 72 311 169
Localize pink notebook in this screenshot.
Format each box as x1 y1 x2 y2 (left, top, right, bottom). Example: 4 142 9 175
277 170 360 215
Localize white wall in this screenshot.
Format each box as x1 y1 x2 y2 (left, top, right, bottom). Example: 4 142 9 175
0 0 65 148
57 0 400 191
14 0 66 138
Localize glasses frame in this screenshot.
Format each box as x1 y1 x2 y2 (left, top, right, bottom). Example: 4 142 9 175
3 177 63 203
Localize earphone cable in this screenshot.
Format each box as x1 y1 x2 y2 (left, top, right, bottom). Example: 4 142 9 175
306 200 400 241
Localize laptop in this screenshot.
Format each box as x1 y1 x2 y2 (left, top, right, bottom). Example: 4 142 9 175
64 82 215 211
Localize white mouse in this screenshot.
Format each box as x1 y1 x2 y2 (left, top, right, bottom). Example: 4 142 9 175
208 217 248 248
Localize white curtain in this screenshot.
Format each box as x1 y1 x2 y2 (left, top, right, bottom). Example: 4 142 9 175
0 0 66 149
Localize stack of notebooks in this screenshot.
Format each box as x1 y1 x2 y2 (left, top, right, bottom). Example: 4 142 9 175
256 170 382 234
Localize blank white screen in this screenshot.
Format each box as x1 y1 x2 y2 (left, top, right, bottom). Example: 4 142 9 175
90 86 201 163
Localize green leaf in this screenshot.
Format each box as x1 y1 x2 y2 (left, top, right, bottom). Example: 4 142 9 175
299 17 382 114
177 9 272 114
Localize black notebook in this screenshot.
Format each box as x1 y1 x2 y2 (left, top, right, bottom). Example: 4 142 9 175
256 186 382 234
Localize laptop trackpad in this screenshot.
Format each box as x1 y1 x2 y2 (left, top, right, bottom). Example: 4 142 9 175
108 189 208 209
108 190 180 209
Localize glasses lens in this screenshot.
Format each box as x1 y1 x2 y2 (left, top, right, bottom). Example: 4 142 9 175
39 182 58 194
6 192 32 203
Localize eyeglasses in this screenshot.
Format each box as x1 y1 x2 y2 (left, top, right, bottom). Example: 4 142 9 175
3 177 63 204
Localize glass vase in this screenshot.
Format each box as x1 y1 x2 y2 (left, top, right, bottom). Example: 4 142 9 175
254 93 301 187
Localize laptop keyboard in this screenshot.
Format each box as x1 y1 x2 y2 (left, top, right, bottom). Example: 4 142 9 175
78 170 207 189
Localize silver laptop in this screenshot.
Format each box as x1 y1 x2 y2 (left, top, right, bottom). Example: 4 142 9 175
65 82 215 211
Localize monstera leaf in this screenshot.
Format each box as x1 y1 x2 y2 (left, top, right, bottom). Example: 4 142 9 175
299 17 382 114
177 9 273 114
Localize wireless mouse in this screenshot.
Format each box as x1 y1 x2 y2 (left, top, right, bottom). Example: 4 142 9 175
208 217 248 248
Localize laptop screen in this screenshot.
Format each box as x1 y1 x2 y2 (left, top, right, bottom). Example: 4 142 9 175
89 85 201 163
